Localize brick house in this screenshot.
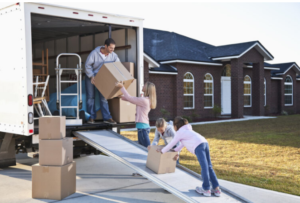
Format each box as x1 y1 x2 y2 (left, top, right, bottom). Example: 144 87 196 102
142 28 300 120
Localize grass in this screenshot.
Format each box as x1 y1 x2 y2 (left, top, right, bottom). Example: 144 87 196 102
121 115 300 196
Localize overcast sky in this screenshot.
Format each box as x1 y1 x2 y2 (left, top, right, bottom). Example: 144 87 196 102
1 1 300 65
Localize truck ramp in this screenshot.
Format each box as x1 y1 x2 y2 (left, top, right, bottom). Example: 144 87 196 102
73 130 251 203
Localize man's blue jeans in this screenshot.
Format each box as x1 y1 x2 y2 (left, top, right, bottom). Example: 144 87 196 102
195 142 219 190
85 76 112 120
137 128 150 147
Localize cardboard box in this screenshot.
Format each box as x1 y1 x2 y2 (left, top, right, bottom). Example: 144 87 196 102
39 116 66 140
127 79 137 96
146 145 177 174
32 162 76 200
94 62 134 100
121 62 134 77
108 98 136 123
39 138 73 166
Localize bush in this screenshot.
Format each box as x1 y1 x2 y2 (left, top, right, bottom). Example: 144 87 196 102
212 105 222 118
160 108 170 120
191 112 199 122
281 110 288 116
182 115 192 122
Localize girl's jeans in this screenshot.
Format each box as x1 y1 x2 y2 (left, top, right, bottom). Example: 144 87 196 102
137 128 150 147
195 142 219 190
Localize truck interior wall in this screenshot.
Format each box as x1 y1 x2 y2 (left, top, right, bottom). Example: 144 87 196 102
32 28 137 96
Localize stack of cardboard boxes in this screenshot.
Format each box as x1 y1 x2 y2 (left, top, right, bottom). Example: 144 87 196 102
95 62 137 123
32 116 76 200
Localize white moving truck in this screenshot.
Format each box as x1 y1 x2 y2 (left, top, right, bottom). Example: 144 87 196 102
0 2 144 167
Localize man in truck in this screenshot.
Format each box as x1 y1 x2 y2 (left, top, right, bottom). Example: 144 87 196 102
85 38 120 124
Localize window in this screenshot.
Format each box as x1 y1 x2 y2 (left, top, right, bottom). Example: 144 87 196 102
244 75 251 107
183 72 194 109
264 78 266 106
222 64 231 76
284 75 293 106
204 73 213 108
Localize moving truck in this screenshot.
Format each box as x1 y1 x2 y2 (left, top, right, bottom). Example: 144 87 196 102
0 2 144 167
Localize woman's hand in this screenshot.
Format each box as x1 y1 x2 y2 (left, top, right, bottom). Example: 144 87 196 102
115 81 124 88
147 146 151 151
156 148 162 153
173 154 179 161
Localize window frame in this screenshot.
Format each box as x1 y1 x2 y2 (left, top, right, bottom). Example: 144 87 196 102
284 75 293 106
204 73 214 109
183 72 195 109
264 78 266 106
244 75 252 107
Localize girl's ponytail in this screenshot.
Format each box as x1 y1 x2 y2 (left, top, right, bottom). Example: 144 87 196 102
144 81 157 109
173 116 188 130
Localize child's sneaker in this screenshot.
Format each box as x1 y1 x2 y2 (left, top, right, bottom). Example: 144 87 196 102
211 188 221 197
195 186 211 197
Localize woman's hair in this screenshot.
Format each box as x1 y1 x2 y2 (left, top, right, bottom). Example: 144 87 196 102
173 116 189 130
156 118 167 128
144 81 157 109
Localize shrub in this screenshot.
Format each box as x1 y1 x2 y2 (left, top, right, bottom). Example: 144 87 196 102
160 108 170 120
182 115 192 122
281 110 288 116
212 105 222 118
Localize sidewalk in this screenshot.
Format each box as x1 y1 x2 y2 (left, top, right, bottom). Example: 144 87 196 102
121 115 277 132
219 179 300 203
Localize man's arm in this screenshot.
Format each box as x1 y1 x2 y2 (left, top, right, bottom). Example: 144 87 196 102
85 51 95 78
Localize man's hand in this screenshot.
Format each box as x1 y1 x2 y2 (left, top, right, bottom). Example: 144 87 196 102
147 146 151 151
91 77 95 85
116 81 124 88
173 154 179 161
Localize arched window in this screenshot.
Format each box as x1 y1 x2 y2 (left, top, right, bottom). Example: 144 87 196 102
204 73 213 108
183 72 194 109
264 78 266 106
284 75 293 106
222 64 231 76
244 75 251 107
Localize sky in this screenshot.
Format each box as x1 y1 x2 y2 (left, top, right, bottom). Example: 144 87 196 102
1 1 300 65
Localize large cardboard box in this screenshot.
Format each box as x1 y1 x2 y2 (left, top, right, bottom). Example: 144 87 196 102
39 116 66 140
108 98 136 123
127 79 137 96
94 62 134 100
39 138 73 166
32 162 76 200
146 146 177 174
121 62 134 77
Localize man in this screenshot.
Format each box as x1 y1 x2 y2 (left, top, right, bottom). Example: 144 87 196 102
85 38 119 124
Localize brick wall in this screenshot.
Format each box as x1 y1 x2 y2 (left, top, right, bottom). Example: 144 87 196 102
270 79 280 114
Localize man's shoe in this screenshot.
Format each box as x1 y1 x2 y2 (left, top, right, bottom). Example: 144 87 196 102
87 118 95 124
104 118 117 124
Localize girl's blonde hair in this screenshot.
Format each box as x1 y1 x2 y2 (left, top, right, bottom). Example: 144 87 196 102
144 81 157 109
156 118 167 128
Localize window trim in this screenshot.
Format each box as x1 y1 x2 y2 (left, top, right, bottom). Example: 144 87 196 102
204 73 214 109
183 72 195 109
264 78 266 106
244 75 252 107
284 75 293 106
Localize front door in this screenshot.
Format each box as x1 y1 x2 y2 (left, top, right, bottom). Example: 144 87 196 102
221 76 231 115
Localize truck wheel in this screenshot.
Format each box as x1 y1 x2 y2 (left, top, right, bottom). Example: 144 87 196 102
79 110 86 124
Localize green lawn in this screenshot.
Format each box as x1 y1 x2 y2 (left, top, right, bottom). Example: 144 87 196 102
121 115 300 196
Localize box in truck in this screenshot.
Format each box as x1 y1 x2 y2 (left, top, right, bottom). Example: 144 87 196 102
0 2 144 166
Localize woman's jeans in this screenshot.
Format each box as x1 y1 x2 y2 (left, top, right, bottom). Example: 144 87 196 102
195 142 219 190
137 128 150 147
85 76 112 120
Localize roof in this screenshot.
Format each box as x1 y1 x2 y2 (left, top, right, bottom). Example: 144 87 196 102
143 28 218 64
150 64 177 73
144 28 274 65
267 62 300 76
206 41 273 60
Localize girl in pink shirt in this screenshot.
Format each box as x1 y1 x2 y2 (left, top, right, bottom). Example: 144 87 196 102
116 81 157 147
159 116 221 197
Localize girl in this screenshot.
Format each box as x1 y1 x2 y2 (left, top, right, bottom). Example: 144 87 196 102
157 116 221 197
148 118 180 163
116 81 156 148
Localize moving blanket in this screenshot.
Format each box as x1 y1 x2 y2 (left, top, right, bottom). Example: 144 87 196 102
48 80 101 121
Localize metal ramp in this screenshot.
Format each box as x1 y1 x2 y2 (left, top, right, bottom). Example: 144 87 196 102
73 130 251 203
